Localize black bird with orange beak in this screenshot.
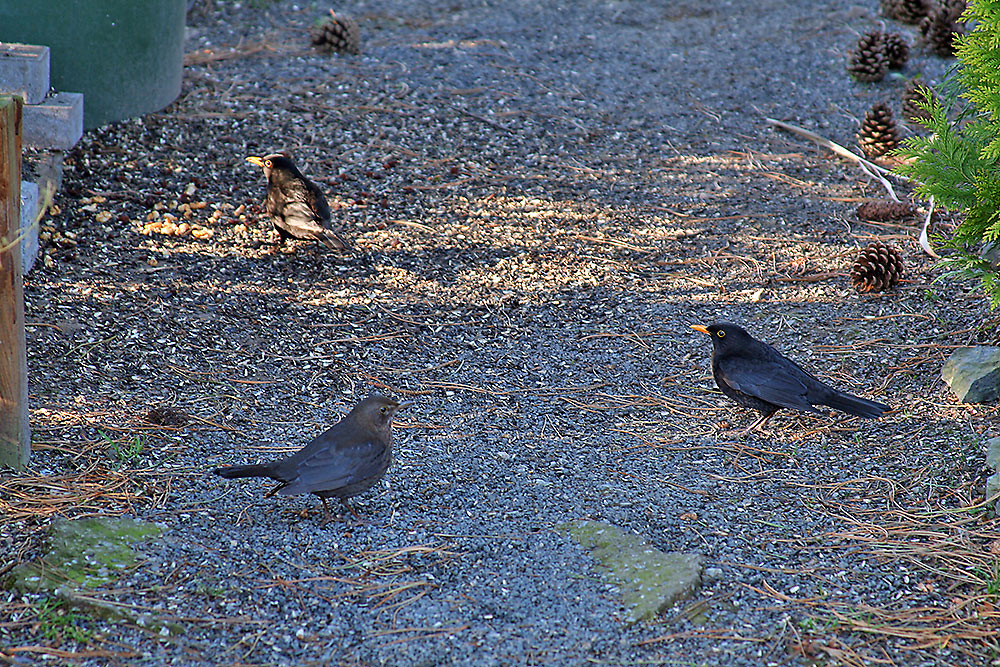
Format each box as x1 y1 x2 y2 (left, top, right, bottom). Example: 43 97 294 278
691 322 890 432
246 153 349 250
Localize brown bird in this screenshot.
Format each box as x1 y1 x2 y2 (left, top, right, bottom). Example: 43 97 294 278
245 153 349 250
691 322 890 432
213 395 410 523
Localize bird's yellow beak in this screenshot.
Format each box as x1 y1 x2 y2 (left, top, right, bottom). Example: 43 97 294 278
690 325 711 335
246 156 265 167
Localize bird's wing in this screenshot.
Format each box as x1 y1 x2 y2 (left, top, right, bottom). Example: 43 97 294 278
305 181 332 220
719 355 825 414
275 431 388 496
281 199 328 227
281 178 328 218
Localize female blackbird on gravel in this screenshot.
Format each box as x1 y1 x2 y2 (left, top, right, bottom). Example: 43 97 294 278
213 395 411 523
691 322 890 432
245 153 350 250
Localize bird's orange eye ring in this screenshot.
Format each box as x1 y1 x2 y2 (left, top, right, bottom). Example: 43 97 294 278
717 330 726 338
264 159 272 168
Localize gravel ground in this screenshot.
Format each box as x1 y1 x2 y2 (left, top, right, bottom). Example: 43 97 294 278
3 0 1000 665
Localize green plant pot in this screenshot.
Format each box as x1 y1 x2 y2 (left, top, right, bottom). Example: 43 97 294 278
0 0 185 129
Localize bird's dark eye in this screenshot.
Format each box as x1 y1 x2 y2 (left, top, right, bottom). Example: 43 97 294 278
380 406 387 414
264 159 272 168
717 330 726 338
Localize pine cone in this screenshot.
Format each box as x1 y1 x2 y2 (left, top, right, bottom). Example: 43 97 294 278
144 406 190 426
848 32 888 83
919 8 959 56
858 102 900 159
940 0 967 21
883 32 910 69
902 79 937 125
857 200 915 221
881 0 931 23
310 10 361 54
851 241 905 293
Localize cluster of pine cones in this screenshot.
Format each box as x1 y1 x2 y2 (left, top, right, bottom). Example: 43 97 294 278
847 30 910 82
849 0 962 160
850 0 967 82
850 2 967 83
837 1 954 293
880 0 967 55
880 0 968 55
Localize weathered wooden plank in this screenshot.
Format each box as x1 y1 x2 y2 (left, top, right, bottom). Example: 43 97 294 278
0 95 30 470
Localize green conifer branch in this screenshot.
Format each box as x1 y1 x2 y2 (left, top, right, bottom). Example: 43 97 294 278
894 0 1000 309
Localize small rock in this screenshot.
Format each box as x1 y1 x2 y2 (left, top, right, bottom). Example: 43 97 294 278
942 346 1000 403
981 241 1000 270
985 437 1000 515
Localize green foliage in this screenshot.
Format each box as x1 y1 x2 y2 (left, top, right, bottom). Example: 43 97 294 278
798 615 837 632
974 560 1000 597
98 431 146 466
895 0 1000 309
33 597 93 644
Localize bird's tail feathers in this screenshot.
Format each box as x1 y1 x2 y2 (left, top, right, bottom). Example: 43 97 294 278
320 230 350 250
213 463 275 479
823 391 890 419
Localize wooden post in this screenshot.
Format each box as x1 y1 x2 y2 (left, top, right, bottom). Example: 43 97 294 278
0 96 29 470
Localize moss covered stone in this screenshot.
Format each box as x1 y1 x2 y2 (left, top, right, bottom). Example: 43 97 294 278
8 516 161 591
560 520 704 623
4 516 181 636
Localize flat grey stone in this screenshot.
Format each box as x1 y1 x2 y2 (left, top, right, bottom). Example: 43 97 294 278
941 346 1000 404
19 180 38 274
0 43 50 104
23 91 83 150
29 150 63 194
560 520 704 623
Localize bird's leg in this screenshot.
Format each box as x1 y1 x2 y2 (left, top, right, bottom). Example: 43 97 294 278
320 497 333 525
269 226 290 251
341 499 363 522
744 410 778 434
